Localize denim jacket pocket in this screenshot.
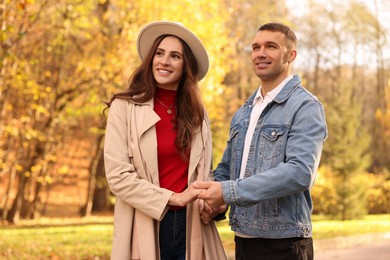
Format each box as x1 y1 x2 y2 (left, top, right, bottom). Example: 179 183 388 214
259 126 286 159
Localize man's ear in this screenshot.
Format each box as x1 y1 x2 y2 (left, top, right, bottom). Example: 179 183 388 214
288 49 297 62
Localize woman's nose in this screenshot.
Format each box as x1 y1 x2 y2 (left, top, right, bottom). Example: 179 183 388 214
160 55 170 65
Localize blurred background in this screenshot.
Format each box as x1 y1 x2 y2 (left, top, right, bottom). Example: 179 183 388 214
1 0 389 226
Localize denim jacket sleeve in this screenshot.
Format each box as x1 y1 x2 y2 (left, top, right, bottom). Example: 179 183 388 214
219 93 327 207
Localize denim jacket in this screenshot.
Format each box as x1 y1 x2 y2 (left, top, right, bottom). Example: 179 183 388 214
214 75 327 238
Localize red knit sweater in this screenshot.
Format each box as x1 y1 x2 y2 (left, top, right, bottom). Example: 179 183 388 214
154 87 189 195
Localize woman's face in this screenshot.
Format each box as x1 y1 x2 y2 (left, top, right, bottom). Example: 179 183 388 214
152 36 184 90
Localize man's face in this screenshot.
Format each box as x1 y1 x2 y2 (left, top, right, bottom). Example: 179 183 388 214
251 30 294 82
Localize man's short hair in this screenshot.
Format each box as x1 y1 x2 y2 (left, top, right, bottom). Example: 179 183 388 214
258 23 297 49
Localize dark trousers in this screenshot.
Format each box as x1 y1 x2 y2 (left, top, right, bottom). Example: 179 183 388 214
159 209 186 260
235 236 314 260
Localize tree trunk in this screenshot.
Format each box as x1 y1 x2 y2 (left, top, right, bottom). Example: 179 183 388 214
92 153 110 212
27 181 42 219
1 166 17 220
82 133 104 217
7 172 27 223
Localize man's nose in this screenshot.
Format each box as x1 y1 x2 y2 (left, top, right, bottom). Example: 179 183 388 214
257 47 267 57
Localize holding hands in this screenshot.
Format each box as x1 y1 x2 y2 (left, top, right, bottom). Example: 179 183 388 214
192 181 227 225
168 181 227 224
168 184 204 207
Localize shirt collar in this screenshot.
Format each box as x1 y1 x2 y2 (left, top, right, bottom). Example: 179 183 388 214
253 75 293 105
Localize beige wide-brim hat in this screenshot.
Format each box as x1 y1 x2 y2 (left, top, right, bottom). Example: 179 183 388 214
137 21 209 81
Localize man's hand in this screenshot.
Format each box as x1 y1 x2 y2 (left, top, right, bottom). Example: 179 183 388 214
192 181 225 209
199 199 227 224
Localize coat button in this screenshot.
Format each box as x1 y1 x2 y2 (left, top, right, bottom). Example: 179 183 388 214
271 131 276 136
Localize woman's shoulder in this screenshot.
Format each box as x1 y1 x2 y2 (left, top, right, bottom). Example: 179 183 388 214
110 98 131 109
111 97 153 113
111 97 146 106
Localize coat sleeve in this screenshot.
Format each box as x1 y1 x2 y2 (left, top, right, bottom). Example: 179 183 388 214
104 99 173 221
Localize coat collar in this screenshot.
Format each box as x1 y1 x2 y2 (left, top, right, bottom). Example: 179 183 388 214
133 99 206 184
130 99 160 183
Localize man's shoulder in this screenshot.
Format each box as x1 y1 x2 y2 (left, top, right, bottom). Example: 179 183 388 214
297 86 319 100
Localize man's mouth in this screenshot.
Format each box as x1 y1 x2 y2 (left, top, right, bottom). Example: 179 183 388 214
255 61 271 68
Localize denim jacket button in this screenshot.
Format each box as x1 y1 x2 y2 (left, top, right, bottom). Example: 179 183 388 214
271 131 276 136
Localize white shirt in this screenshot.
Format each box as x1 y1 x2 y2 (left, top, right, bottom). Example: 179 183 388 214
239 75 293 179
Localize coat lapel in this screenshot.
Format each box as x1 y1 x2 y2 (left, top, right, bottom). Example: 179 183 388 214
134 101 161 184
132 100 208 185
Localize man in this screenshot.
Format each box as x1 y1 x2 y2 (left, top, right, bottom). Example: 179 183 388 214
193 22 327 260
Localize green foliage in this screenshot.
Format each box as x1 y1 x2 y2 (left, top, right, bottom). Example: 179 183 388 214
312 168 390 216
366 171 390 214
320 81 371 220
322 83 371 173
311 166 338 215
373 83 390 171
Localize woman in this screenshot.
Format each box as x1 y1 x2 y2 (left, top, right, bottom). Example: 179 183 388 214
104 21 226 260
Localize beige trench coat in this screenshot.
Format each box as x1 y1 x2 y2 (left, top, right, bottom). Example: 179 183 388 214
104 98 227 260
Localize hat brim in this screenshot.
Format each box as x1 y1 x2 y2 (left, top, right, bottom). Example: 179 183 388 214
137 21 209 81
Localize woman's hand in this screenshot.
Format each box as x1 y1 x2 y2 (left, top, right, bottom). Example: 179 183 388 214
199 200 227 224
168 185 204 207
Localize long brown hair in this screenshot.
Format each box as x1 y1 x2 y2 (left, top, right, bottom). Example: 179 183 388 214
105 35 205 160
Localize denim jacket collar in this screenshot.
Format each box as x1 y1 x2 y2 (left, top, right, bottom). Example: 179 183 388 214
245 75 302 107
273 74 301 104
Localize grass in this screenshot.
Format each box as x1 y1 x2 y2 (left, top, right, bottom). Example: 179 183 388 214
1 221 113 259
1 215 389 259
312 214 390 239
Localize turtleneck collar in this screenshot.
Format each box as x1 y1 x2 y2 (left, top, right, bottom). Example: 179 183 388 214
155 87 177 102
